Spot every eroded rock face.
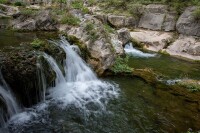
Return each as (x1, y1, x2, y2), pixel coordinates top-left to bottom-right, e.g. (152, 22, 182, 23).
(12, 10, 58, 31)
(139, 4, 176, 31)
(166, 35, 200, 60)
(64, 14, 124, 75)
(130, 29, 173, 52)
(176, 6, 200, 37)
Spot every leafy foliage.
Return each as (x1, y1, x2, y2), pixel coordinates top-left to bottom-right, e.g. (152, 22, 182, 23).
(111, 56, 132, 74)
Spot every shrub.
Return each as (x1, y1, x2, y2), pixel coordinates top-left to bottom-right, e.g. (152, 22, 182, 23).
(14, 1, 23, 6)
(111, 56, 132, 74)
(192, 7, 200, 20)
(60, 14, 80, 26)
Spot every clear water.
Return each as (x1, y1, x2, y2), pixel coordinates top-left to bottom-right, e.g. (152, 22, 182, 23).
(128, 53, 200, 80)
(0, 31, 200, 133)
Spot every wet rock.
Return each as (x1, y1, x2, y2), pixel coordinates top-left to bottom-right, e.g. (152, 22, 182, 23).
(0, 43, 65, 107)
(176, 6, 200, 37)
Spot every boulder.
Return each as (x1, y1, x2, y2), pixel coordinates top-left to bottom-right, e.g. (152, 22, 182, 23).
(139, 4, 176, 31)
(130, 29, 173, 52)
(166, 35, 200, 60)
(176, 6, 200, 37)
(117, 28, 131, 45)
(107, 15, 125, 28)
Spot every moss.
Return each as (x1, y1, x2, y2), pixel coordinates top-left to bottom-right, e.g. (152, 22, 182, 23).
(31, 38, 45, 49)
(66, 35, 91, 60)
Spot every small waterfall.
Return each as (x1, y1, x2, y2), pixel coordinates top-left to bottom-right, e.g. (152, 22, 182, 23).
(36, 59, 47, 101)
(0, 73, 19, 127)
(124, 43, 156, 58)
(43, 53, 65, 84)
(50, 36, 97, 82)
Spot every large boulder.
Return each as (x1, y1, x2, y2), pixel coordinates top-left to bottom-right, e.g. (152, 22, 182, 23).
(130, 29, 173, 52)
(12, 10, 58, 31)
(166, 35, 200, 60)
(176, 6, 200, 37)
(139, 4, 176, 31)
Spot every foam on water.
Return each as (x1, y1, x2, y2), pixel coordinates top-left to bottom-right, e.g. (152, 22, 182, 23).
(124, 43, 156, 58)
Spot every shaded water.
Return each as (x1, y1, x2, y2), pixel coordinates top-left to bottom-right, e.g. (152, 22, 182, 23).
(128, 53, 200, 79)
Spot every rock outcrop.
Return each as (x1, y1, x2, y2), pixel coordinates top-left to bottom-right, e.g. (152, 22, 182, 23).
(176, 6, 200, 37)
(0, 4, 19, 18)
(117, 28, 131, 45)
(138, 4, 176, 31)
(12, 10, 58, 31)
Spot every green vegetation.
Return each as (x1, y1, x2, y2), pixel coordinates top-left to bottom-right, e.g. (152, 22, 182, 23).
(60, 13, 80, 26)
(192, 7, 200, 20)
(0, 0, 8, 4)
(84, 22, 100, 42)
(14, 1, 24, 6)
(20, 8, 39, 16)
(111, 56, 133, 74)
(71, 0, 90, 14)
(31, 38, 45, 49)
(98, 0, 200, 16)
(104, 24, 115, 33)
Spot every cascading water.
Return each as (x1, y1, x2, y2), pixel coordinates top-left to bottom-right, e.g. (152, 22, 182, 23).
(0, 73, 19, 128)
(46, 36, 118, 111)
(6, 37, 119, 132)
(124, 43, 156, 58)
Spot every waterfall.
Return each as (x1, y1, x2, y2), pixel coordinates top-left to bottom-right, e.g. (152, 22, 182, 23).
(36, 59, 47, 101)
(50, 36, 97, 82)
(46, 36, 118, 111)
(43, 53, 65, 84)
(124, 43, 156, 58)
(0, 73, 19, 127)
